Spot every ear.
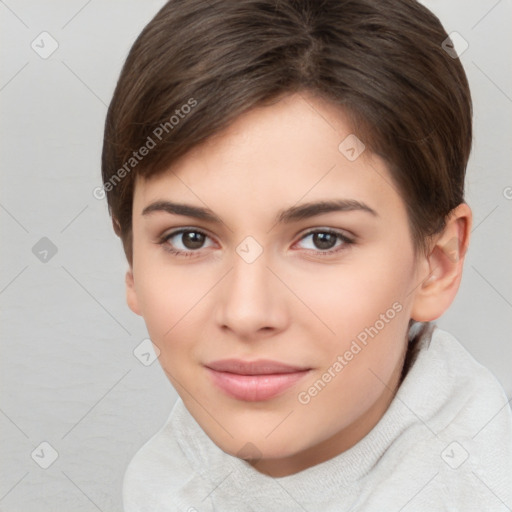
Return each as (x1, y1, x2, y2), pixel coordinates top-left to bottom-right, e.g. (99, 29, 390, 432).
(411, 203, 472, 322)
(125, 267, 142, 316)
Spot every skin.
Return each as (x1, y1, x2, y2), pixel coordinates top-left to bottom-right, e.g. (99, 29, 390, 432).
(125, 91, 472, 477)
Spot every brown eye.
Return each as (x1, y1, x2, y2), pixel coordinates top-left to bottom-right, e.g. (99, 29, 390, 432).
(160, 228, 214, 255)
(180, 231, 206, 249)
(311, 232, 338, 250)
(296, 229, 354, 254)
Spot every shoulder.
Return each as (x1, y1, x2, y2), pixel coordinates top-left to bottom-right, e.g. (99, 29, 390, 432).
(399, 326, 510, 420)
(122, 404, 195, 512)
(419, 327, 510, 432)
(432, 328, 512, 502)
(380, 326, 512, 508)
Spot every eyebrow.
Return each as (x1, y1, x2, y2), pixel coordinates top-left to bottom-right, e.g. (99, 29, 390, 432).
(141, 199, 378, 224)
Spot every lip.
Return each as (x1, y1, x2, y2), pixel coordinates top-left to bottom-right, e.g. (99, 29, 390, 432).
(205, 359, 311, 402)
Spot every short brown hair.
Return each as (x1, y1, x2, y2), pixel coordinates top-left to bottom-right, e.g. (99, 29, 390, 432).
(101, 0, 472, 265)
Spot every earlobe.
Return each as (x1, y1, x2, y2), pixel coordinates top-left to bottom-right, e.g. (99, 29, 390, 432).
(411, 203, 472, 322)
(126, 268, 142, 316)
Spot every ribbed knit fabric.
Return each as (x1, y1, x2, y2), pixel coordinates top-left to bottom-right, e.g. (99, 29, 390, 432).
(123, 327, 512, 511)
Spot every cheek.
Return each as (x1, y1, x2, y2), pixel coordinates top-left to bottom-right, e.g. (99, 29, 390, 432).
(290, 246, 413, 343)
(294, 264, 411, 433)
(297, 245, 414, 393)
(133, 257, 179, 332)
(133, 255, 218, 356)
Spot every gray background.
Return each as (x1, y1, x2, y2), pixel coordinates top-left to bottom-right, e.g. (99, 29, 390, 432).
(1, 1, 511, 511)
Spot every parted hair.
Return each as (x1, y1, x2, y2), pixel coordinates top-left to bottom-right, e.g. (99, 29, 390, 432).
(101, 0, 472, 266)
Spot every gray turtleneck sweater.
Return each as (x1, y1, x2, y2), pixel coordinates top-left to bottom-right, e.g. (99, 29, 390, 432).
(123, 327, 512, 511)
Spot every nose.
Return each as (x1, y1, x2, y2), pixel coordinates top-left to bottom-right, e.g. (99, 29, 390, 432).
(214, 250, 289, 340)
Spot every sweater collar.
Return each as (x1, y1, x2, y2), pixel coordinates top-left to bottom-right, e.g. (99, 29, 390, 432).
(170, 325, 434, 507)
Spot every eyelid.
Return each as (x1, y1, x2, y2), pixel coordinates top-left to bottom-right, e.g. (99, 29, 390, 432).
(159, 226, 216, 248)
(292, 228, 355, 255)
(158, 226, 355, 257)
(297, 227, 355, 243)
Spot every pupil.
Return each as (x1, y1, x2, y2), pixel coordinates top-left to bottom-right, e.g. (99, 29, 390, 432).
(183, 231, 205, 249)
(180, 232, 337, 251)
(314, 232, 336, 250)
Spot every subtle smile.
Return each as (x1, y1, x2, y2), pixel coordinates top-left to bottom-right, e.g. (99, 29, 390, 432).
(205, 359, 312, 402)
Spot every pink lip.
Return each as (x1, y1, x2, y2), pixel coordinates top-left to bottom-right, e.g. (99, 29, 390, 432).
(205, 359, 311, 402)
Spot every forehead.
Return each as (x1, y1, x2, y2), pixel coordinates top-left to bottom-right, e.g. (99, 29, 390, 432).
(132, 92, 406, 224)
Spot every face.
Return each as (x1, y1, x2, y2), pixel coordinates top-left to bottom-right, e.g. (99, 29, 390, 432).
(127, 92, 428, 476)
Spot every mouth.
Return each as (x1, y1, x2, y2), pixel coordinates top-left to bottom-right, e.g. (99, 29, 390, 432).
(205, 359, 312, 402)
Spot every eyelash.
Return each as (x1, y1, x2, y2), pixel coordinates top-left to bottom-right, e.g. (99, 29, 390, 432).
(157, 228, 355, 259)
